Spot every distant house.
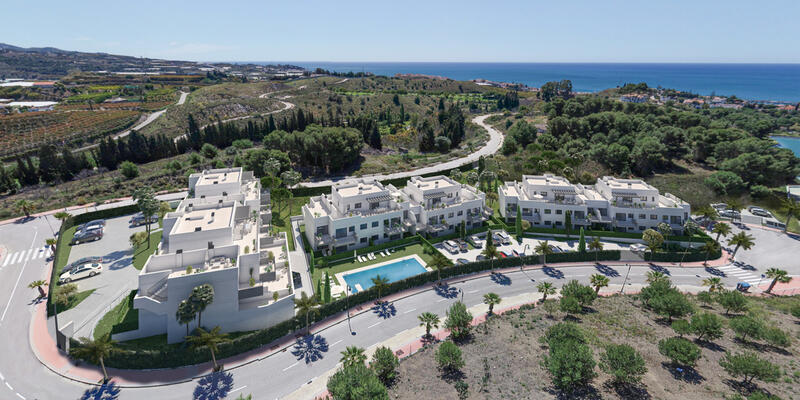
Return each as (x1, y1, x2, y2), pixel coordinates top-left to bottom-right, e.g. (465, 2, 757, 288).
(620, 94, 648, 103)
(0, 101, 58, 112)
(32, 81, 56, 88)
(788, 185, 800, 202)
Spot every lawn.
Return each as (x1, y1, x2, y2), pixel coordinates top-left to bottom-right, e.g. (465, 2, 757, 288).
(312, 242, 433, 287)
(132, 230, 162, 270)
(93, 290, 138, 340)
(271, 196, 308, 252)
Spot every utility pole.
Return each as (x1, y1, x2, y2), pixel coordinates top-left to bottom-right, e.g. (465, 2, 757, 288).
(620, 263, 632, 294)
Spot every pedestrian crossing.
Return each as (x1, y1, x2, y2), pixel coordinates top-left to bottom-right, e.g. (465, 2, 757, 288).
(0, 246, 51, 268)
(718, 265, 764, 285)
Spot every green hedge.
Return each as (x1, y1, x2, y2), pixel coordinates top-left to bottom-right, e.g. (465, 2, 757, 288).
(643, 248, 722, 262)
(523, 226, 710, 243)
(71, 247, 621, 370)
(73, 204, 141, 225)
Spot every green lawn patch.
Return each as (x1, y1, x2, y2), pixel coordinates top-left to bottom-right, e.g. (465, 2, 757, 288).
(93, 290, 138, 340)
(312, 243, 432, 287)
(57, 289, 95, 315)
(132, 230, 162, 270)
(271, 196, 308, 252)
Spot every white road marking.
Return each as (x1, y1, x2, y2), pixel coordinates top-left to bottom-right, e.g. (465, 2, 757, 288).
(437, 298, 447, 302)
(467, 290, 479, 294)
(230, 385, 247, 393)
(1, 233, 35, 322)
(5, 251, 19, 266)
(403, 308, 417, 314)
(331, 339, 343, 347)
(23, 249, 33, 263)
(368, 321, 382, 328)
(0, 371, 4, 380)
(5, 382, 12, 390)
(282, 361, 299, 371)
(15, 393, 25, 400)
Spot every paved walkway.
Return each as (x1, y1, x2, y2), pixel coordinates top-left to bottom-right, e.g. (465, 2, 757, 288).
(290, 217, 313, 298)
(300, 113, 503, 187)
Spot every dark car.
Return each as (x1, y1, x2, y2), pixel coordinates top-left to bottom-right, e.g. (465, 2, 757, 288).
(456, 258, 470, 265)
(64, 256, 104, 272)
(130, 213, 156, 227)
(71, 227, 103, 244)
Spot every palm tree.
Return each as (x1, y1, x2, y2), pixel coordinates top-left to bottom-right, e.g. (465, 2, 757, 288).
(339, 346, 367, 368)
(428, 252, 452, 284)
(15, 199, 34, 218)
(698, 205, 718, 227)
(782, 198, 800, 233)
(702, 277, 724, 292)
(280, 170, 302, 212)
(727, 199, 743, 223)
(45, 238, 57, 254)
(728, 232, 755, 258)
(157, 201, 172, 219)
(53, 211, 72, 223)
(371, 275, 390, 300)
(486, 191, 499, 206)
(72, 335, 118, 382)
(590, 274, 610, 294)
(700, 241, 721, 265)
(483, 292, 502, 315)
(418, 312, 440, 337)
(588, 237, 603, 263)
(190, 284, 214, 328)
(482, 245, 498, 272)
(657, 222, 672, 247)
(712, 222, 731, 243)
(293, 292, 320, 335)
(535, 241, 553, 266)
(765, 268, 792, 294)
(176, 299, 197, 336)
(537, 282, 556, 302)
(646, 271, 668, 284)
(185, 326, 229, 371)
(28, 280, 48, 299)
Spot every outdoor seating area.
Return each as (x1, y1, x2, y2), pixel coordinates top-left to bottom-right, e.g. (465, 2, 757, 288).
(356, 249, 397, 263)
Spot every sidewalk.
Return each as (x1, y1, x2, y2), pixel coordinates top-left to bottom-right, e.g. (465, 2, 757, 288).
(27, 256, 730, 388)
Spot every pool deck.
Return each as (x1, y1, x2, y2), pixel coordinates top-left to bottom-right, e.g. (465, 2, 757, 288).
(332, 254, 430, 296)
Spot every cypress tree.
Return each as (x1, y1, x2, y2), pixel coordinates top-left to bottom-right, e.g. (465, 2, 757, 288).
(316, 279, 322, 301)
(516, 206, 523, 240)
(578, 227, 586, 253)
(324, 271, 332, 303)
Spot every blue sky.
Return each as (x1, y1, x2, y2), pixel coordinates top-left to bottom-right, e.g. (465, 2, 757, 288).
(2, 0, 799, 63)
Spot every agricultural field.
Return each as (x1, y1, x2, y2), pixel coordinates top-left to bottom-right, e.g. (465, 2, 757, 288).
(0, 109, 140, 157)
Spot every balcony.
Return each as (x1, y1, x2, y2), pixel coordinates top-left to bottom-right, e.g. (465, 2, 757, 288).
(384, 224, 404, 235)
(314, 233, 333, 246)
(333, 233, 358, 246)
(426, 224, 449, 233)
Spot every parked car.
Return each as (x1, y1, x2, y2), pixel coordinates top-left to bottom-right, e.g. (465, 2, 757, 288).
(63, 256, 103, 273)
(130, 213, 157, 227)
(498, 251, 509, 258)
(71, 227, 103, 244)
(476, 255, 487, 261)
(442, 240, 459, 255)
(59, 262, 102, 283)
(84, 219, 106, 230)
(764, 219, 786, 230)
(456, 258, 470, 265)
(710, 203, 728, 211)
(455, 239, 468, 252)
(719, 210, 740, 219)
(468, 234, 484, 248)
(497, 231, 512, 245)
(748, 207, 773, 218)
(549, 245, 563, 253)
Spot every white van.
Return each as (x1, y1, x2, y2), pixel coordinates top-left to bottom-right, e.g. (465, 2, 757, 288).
(443, 240, 460, 254)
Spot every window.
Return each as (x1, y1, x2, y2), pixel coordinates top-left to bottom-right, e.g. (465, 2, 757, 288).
(370, 202, 379, 210)
(371, 221, 379, 228)
(555, 221, 563, 226)
(383, 219, 389, 226)
(360, 223, 367, 230)
(639, 214, 646, 220)
(542, 192, 547, 197)
(457, 210, 463, 216)
(556, 210, 562, 215)
(639, 226, 645, 231)
(544, 209, 552, 214)
(354, 202, 361, 209)
(360, 238, 367, 243)
(448, 212, 454, 218)
(662, 215, 669, 221)
(650, 214, 657, 220)
(545, 221, 552, 225)
(348, 226, 355, 232)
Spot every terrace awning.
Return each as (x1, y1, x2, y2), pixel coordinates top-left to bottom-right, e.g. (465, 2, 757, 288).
(366, 194, 392, 202)
(423, 191, 446, 199)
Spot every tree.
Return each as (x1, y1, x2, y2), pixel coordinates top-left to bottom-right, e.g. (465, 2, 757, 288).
(657, 222, 672, 246)
(54, 283, 78, 307)
(578, 228, 586, 253)
(323, 271, 332, 303)
(327, 364, 388, 400)
(535, 240, 553, 266)
(186, 326, 229, 371)
(588, 237, 603, 263)
(717, 289, 748, 315)
(702, 277, 724, 292)
(436, 341, 464, 373)
(444, 301, 473, 340)
(15, 199, 35, 218)
(158, 201, 172, 219)
(418, 312, 440, 338)
(642, 229, 664, 257)
(646, 271, 669, 284)
(671, 319, 692, 337)
(762, 326, 791, 348)
(727, 199, 744, 223)
(712, 222, 732, 243)
(129, 231, 148, 250)
(370, 346, 399, 386)
(690, 312, 724, 341)
(537, 282, 556, 302)
(697, 206, 719, 227)
(544, 340, 596, 391)
(262, 157, 282, 178)
(190, 284, 214, 328)
(650, 290, 693, 322)
(764, 268, 791, 294)
(67, 338, 117, 388)
(696, 291, 715, 307)
(658, 337, 701, 367)
(294, 292, 320, 335)
(28, 280, 48, 299)
(700, 240, 721, 265)
(482, 244, 498, 272)
(53, 211, 72, 224)
(560, 296, 582, 315)
(483, 292, 501, 315)
(119, 161, 139, 179)
(200, 143, 218, 159)
(371, 275, 390, 300)
(340, 345, 367, 368)
(176, 299, 197, 336)
(428, 252, 452, 283)
(561, 280, 597, 307)
(600, 343, 647, 385)
(781, 197, 800, 233)
(728, 232, 755, 258)
(589, 274, 609, 294)
(514, 207, 523, 241)
(719, 352, 781, 385)
(729, 316, 763, 342)
(280, 169, 302, 210)
(132, 188, 158, 248)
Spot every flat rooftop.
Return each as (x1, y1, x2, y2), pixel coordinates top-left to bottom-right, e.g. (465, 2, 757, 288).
(336, 181, 385, 198)
(174, 206, 233, 233)
(524, 175, 575, 190)
(601, 177, 652, 192)
(197, 170, 241, 186)
(411, 176, 457, 191)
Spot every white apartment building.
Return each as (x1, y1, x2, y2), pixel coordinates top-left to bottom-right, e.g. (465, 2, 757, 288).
(499, 174, 691, 234)
(118, 168, 294, 344)
(302, 175, 490, 254)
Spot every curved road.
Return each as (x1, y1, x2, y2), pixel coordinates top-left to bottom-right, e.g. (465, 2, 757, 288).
(301, 113, 503, 187)
(0, 217, 764, 400)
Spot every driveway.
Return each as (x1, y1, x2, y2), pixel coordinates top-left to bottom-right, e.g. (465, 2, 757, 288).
(57, 214, 148, 337)
(723, 222, 800, 280)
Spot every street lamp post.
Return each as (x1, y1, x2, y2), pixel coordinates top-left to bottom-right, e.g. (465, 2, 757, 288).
(458, 288, 464, 303)
(619, 263, 632, 294)
(345, 285, 353, 335)
(521, 244, 530, 271)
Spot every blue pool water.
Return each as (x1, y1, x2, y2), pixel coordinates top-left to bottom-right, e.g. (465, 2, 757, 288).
(773, 136, 800, 158)
(342, 257, 427, 293)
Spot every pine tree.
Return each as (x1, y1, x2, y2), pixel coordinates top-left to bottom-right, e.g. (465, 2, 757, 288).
(324, 271, 332, 303)
(369, 125, 382, 150)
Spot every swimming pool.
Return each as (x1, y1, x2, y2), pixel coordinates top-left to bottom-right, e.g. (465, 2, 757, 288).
(342, 257, 428, 293)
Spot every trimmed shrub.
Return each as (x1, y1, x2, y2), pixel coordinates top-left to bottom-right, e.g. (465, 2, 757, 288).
(658, 337, 701, 367)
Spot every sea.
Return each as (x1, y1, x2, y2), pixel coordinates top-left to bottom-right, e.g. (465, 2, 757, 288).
(270, 62, 800, 103)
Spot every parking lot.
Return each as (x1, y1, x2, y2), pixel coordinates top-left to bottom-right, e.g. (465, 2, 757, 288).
(57, 213, 149, 337)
